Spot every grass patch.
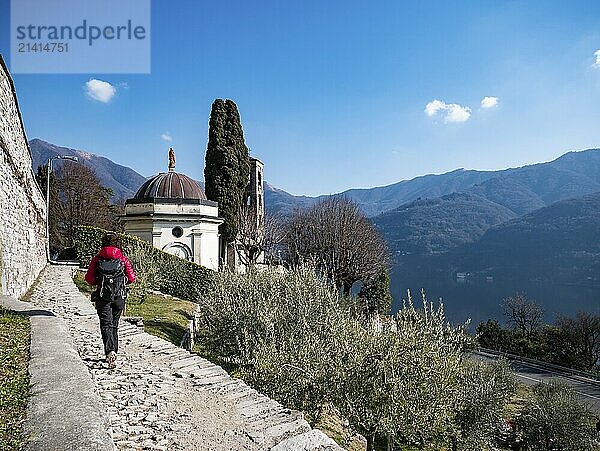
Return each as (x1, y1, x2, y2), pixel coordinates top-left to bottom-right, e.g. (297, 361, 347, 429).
(73, 271, 196, 346)
(314, 405, 366, 451)
(125, 295, 196, 345)
(73, 270, 94, 296)
(504, 382, 531, 420)
(0, 307, 30, 451)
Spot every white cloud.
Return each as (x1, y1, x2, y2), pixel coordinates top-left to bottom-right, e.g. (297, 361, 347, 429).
(593, 49, 600, 68)
(480, 96, 499, 109)
(425, 99, 471, 123)
(160, 133, 173, 142)
(425, 99, 446, 117)
(85, 79, 116, 103)
(444, 103, 471, 123)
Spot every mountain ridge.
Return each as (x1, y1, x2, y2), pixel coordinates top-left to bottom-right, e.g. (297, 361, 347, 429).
(267, 148, 600, 218)
(30, 138, 600, 221)
(29, 138, 148, 201)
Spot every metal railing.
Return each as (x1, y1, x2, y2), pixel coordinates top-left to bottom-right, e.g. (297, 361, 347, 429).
(474, 346, 600, 386)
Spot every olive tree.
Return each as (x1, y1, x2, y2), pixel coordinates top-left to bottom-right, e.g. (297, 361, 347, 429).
(447, 359, 516, 450)
(518, 380, 598, 450)
(386, 293, 472, 447)
(335, 291, 475, 451)
(196, 264, 354, 424)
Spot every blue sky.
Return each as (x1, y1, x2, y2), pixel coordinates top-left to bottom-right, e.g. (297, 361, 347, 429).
(1, 0, 600, 196)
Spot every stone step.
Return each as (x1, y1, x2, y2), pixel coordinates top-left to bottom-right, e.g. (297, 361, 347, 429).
(188, 364, 226, 377)
(193, 374, 231, 387)
(245, 410, 304, 431)
(157, 348, 189, 358)
(20, 266, 341, 451)
(170, 356, 202, 369)
(263, 418, 311, 441)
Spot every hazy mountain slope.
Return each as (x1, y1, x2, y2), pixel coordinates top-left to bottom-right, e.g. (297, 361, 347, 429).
(264, 182, 317, 217)
(465, 177, 547, 216)
(373, 192, 517, 255)
(266, 148, 600, 218)
(318, 168, 498, 217)
(29, 139, 147, 201)
(433, 192, 600, 284)
(548, 148, 600, 185)
(264, 168, 499, 217)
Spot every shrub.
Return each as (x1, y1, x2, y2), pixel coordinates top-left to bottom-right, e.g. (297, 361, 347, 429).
(74, 226, 215, 301)
(518, 380, 598, 450)
(197, 265, 356, 424)
(382, 294, 473, 448)
(448, 359, 516, 450)
(197, 269, 510, 451)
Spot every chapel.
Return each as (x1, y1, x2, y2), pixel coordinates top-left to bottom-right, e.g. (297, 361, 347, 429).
(121, 148, 222, 270)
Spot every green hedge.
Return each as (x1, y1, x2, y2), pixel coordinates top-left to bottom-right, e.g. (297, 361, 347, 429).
(75, 226, 215, 301)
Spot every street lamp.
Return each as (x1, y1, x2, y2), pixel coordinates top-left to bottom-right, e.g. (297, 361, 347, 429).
(46, 155, 78, 262)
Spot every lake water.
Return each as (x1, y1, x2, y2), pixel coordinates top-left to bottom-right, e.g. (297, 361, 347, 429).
(390, 272, 600, 330)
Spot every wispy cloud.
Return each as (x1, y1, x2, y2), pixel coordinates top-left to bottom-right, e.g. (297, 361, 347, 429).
(593, 49, 600, 68)
(85, 79, 116, 103)
(481, 96, 499, 109)
(425, 99, 471, 123)
(160, 133, 173, 142)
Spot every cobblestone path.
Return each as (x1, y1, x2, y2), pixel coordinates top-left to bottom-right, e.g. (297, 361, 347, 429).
(27, 266, 338, 451)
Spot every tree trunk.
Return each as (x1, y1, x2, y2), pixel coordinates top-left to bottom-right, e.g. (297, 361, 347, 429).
(366, 433, 375, 451)
(343, 281, 352, 296)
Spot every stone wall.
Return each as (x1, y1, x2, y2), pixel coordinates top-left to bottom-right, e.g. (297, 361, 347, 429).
(0, 54, 46, 297)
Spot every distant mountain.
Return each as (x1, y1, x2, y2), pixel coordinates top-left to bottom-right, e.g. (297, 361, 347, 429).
(449, 191, 600, 284)
(464, 149, 600, 215)
(268, 148, 600, 219)
(373, 192, 517, 255)
(264, 182, 317, 217)
(29, 139, 147, 201)
(402, 192, 600, 286)
(380, 148, 600, 256)
(267, 168, 499, 217)
(389, 192, 600, 325)
(30, 138, 600, 227)
(322, 148, 598, 261)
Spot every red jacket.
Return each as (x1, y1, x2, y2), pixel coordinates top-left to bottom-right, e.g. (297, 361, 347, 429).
(85, 246, 136, 285)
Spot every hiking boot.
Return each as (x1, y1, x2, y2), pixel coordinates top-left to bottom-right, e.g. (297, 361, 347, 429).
(106, 351, 117, 369)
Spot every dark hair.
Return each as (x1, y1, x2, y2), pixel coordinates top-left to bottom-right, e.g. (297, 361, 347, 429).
(101, 232, 120, 248)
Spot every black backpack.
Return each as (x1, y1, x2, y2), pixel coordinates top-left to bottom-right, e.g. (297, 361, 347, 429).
(96, 258, 126, 302)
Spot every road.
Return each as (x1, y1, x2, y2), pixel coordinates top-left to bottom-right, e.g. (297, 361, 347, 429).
(472, 349, 600, 415)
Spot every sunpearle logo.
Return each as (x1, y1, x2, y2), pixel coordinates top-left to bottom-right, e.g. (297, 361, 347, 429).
(10, 0, 151, 74)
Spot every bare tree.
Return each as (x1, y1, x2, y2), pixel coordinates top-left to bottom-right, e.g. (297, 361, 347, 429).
(52, 161, 114, 252)
(236, 205, 286, 269)
(502, 294, 544, 337)
(285, 196, 389, 295)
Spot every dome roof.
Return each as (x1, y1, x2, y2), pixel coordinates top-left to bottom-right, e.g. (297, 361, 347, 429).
(133, 171, 206, 201)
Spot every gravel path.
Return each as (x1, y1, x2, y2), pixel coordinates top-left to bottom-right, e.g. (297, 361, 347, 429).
(26, 265, 339, 451)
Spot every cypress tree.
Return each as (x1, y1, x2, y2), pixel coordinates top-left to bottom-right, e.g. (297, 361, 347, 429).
(204, 99, 250, 247)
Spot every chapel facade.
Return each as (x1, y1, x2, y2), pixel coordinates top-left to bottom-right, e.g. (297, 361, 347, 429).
(121, 149, 222, 271)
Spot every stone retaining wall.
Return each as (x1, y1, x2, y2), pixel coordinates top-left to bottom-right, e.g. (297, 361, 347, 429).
(0, 54, 46, 297)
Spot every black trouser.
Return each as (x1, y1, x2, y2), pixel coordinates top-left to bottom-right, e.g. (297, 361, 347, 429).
(96, 298, 125, 355)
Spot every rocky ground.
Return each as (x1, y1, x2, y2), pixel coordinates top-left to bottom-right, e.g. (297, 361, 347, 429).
(25, 265, 339, 451)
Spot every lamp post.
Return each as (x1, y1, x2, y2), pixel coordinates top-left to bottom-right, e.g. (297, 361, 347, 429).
(46, 155, 78, 262)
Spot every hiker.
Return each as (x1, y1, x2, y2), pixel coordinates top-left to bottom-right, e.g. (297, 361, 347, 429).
(85, 232, 136, 368)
